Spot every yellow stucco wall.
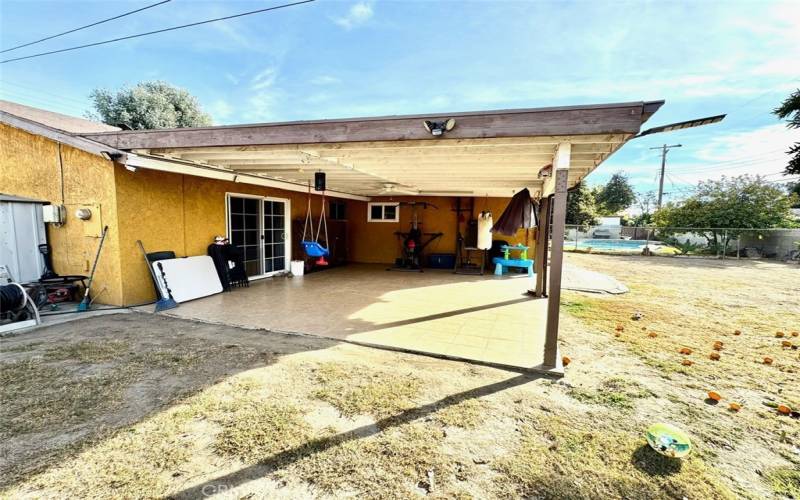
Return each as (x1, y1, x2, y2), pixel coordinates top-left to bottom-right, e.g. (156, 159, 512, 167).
(0, 123, 125, 305)
(347, 195, 533, 264)
(113, 166, 349, 305)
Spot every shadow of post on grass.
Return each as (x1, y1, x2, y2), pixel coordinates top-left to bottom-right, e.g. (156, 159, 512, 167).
(168, 373, 540, 499)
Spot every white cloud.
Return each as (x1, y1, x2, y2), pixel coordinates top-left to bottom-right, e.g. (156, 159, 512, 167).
(310, 75, 341, 85)
(251, 67, 278, 91)
(224, 73, 240, 85)
(245, 67, 283, 122)
(208, 99, 234, 122)
(693, 123, 796, 165)
(332, 2, 373, 30)
(607, 124, 797, 190)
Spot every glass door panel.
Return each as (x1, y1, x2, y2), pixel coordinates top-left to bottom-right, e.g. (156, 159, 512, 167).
(229, 196, 263, 278)
(263, 199, 287, 273)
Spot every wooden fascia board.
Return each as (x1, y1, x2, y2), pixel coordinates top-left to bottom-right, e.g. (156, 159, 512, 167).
(81, 103, 649, 150)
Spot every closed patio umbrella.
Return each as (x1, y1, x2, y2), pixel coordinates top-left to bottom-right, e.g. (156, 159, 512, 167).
(491, 188, 539, 236)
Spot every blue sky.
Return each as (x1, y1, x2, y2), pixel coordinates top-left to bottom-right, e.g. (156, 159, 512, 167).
(1, 0, 798, 201)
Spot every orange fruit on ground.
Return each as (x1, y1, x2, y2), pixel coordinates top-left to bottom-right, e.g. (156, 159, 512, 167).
(709, 352, 721, 361)
(776, 331, 785, 338)
(729, 402, 742, 411)
(782, 341, 792, 348)
(707, 391, 722, 401)
(615, 324, 624, 332)
(733, 329, 742, 335)
(614, 332, 621, 337)
(713, 341, 724, 350)
(777, 405, 792, 415)
(679, 347, 692, 355)
(681, 359, 693, 366)
(562, 356, 571, 367)
(648, 332, 658, 338)
(763, 357, 774, 365)
(791, 331, 798, 337)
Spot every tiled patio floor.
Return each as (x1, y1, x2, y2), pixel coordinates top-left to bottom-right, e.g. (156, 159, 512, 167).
(162, 264, 552, 371)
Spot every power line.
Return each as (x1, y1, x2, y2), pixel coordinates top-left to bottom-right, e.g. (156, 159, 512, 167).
(0, 0, 316, 64)
(0, 0, 172, 54)
(1, 80, 90, 107)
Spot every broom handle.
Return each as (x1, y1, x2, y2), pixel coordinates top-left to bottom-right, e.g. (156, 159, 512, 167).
(137, 240, 166, 300)
(84, 226, 109, 293)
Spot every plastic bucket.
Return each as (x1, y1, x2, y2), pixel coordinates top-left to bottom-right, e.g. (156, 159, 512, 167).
(290, 260, 305, 276)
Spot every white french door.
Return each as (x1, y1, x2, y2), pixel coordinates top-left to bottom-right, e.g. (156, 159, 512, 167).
(226, 193, 291, 278)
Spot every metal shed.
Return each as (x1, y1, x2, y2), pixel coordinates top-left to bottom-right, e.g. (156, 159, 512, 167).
(0, 194, 47, 283)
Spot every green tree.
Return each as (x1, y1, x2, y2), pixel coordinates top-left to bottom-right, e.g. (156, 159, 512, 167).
(653, 175, 798, 249)
(595, 173, 636, 215)
(632, 190, 657, 226)
(566, 181, 599, 226)
(773, 88, 799, 175)
(89, 81, 212, 130)
(787, 181, 800, 208)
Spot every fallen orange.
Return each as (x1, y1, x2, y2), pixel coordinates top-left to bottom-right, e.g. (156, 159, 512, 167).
(729, 402, 742, 411)
(763, 357, 774, 365)
(713, 341, 724, 350)
(733, 329, 742, 336)
(615, 324, 624, 332)
(777, 405, 792, 415)
(782, 341, 792, 348)
(562, 356, 571, 367)
(648, 332, 658, 338)
(776, 331, 785, 338)
(707, 391, 722, 401)
(681, 359, 693, 366)
(679, 347, 693, 355)
(709, 352, 721, 361)
(792, 331, 799, 337)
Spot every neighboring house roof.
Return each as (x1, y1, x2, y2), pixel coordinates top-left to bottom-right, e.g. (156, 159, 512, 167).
(0, 100, 119, 134)
(0, 99, 125, 158)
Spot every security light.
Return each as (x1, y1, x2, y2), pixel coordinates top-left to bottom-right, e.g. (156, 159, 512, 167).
(423, 118, 456, 136)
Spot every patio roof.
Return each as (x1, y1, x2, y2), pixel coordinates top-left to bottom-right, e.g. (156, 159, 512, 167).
(81, 100, 664, 198)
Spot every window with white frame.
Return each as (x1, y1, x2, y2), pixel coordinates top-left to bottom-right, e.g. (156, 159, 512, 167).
(368, 202, 399, 222)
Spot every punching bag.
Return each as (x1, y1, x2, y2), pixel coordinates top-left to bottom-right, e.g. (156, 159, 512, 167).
(477, 211, 493, 250)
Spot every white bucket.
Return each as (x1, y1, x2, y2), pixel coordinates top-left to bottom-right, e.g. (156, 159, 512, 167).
(290, 260, 305, 276)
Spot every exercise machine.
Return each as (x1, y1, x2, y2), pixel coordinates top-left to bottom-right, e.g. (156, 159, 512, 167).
(387, 202, 443, 272)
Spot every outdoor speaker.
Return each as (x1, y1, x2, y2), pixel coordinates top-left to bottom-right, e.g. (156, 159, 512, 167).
(314, 171, 326, 191)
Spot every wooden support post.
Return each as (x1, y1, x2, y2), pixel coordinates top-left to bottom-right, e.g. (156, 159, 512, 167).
(533, 197, 550, 296)
(543, 142, 570, 367)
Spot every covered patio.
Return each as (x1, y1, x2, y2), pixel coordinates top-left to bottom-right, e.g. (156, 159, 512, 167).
(160, 264, 550, 370)
(82, 100, 664, 374)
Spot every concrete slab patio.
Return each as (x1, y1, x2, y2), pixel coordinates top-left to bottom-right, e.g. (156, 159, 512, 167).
(153, 263, 626, 372)
(158, 264, 548, 370)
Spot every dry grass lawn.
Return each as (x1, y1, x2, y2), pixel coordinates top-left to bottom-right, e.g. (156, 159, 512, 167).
(0, 254, 798, 499)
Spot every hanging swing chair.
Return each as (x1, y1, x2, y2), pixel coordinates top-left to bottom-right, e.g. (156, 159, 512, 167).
(301, 182, 330, 265)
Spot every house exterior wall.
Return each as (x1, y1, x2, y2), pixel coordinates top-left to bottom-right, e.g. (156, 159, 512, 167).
(2, 122, 532, 306)
(112, 165, 351, 305)
(347, 195, 533, 264)
(0, 123, 125, 304)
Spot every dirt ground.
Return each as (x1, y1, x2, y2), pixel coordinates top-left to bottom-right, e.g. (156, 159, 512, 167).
(1, 254, 798, 499)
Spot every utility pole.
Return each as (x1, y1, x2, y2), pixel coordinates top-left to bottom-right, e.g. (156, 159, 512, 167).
(651, 144, 682, 208)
